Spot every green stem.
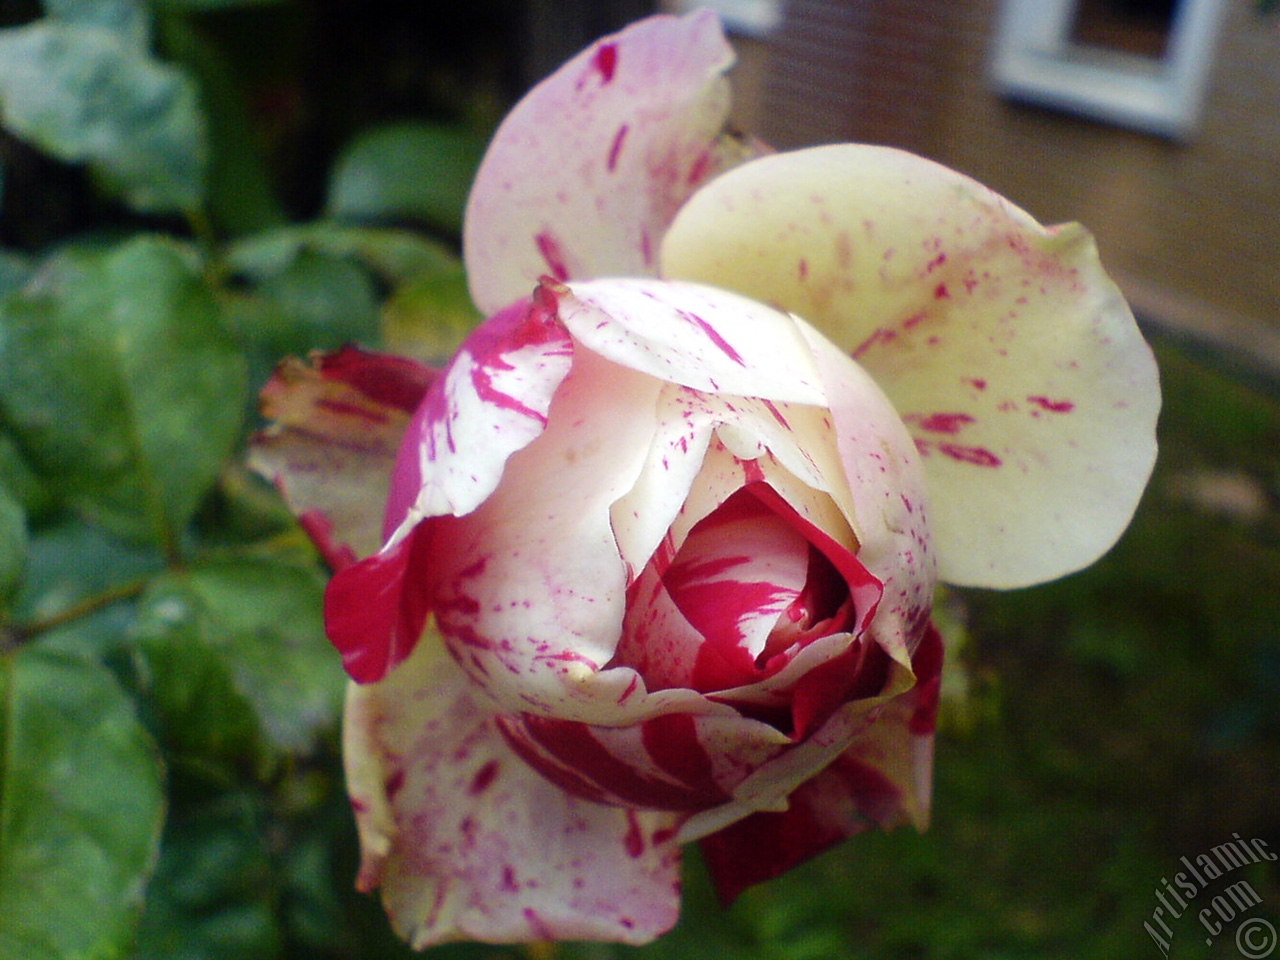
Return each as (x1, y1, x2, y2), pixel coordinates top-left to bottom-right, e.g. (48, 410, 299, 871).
(0, 578, 150, 653)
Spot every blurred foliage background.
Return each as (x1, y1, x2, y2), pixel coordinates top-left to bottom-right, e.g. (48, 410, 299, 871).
(0, 2, 1276, 959)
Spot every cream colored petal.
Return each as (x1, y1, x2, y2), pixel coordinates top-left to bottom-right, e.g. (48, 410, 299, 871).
(663, 144, 1160, 587)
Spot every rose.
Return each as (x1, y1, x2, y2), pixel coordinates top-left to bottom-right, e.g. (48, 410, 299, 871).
(250, 11, 1160, 948)
(322, 274, 940, 945)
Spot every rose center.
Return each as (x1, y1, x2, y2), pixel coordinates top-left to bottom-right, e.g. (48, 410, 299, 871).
(612, 483, 857, 695)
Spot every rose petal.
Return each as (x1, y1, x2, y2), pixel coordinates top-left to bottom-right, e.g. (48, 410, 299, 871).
(615, 479, 879, 703)
(464, 11, 759, 315)
(608, 384, 720, 582)
(345, 627, 683, 946)
(679, 622, 941, 845)
(698, 748, 907, 904)
(325, 523, 437, 683)
(611, 384, 862, 586)
(663, 144, 1160, 588)
(419, 279, 831, 722)
(383, 293, 574, 542)
(553, 277, 827, 404)
(796, 320, 934, 657)
(496, 709, 788, 813)
(662, 491, 810, 664)
(248, 346, 435, 567)
(571, 278, 933, 651)
(423, 344, 664, 719)
(324, 298, 575, 684)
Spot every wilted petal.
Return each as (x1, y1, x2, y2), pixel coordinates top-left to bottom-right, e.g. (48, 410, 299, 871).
(345, 628, 683, 946)
(465, 11, 760, 315)
(248, 347, 434, 568)
(663, 145, 1160, 588)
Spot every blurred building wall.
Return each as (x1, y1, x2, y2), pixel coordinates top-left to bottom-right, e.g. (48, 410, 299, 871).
(725, 0, 1280, 368)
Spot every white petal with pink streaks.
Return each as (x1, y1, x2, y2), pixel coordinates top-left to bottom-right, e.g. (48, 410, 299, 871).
(609, 383, 848, 587)
(497, 708, 791, 812)
(427, 346, 667, 721)
(555, 278, 827, 404)
(384, 300, 574, 543)
(344, 629, 682, 946)
(797, 319, 934, 658)
(609, 383, 718, 583)
(465, 11, 754, 315)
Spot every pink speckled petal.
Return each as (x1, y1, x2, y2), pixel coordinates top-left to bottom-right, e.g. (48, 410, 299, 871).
(248, 347, 435, 568)
(425, 341, 665, 720)
(325, 295, 574, 684)
(663, 145, 1160, 588)
(344, 629, 682, 947)
(464, 11, 761, 315)
(383, 294, 574, 541)
(553, 278, 827, 404)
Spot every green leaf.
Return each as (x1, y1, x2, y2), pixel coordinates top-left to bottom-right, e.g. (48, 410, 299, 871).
(40, 0, 151, 49)
(131, 557, 342, 761)
(0, 237, 246, 548)
(130, 582, 265, 781)
(326, 121, 486, 235)
(0, 252, 34, 300)
(0, 648, 165, 960)
(0, 433, 52, 528)
(382, 258, 482, 364)
(6, 516, 162, 695)
(226, 222, 460, 287)
(133, 792, 281, 960)
(0, 488, 25, 610)
(13, 518, 163, 627)
(0, 22, 207, 214)
(241, 248, 382, 355)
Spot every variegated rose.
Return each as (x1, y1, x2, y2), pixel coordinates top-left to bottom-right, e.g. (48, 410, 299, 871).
(251, 10, 1160, 949)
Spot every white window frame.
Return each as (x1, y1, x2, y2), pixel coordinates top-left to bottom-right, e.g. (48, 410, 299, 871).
(663, 0, 783, 38)
(990, 0, 1228, 139)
